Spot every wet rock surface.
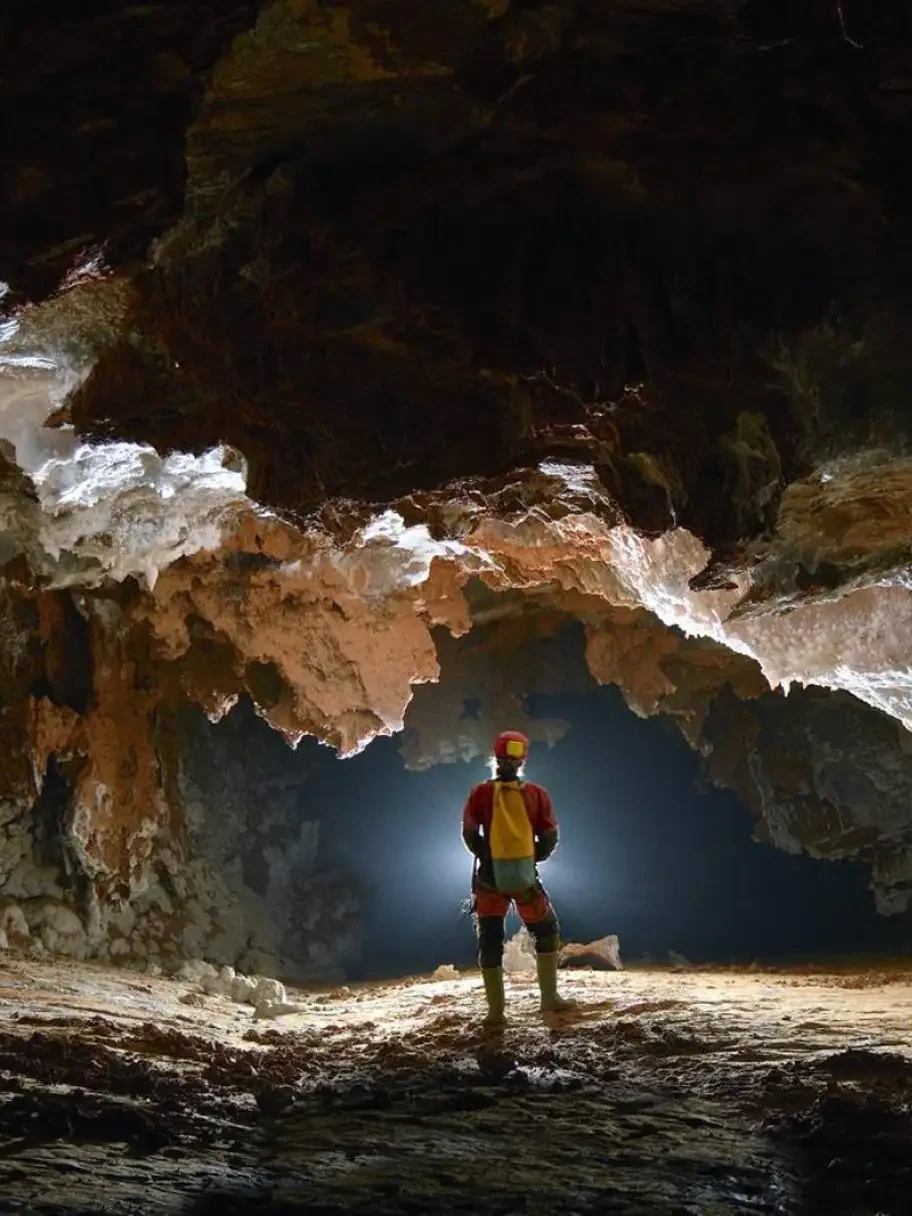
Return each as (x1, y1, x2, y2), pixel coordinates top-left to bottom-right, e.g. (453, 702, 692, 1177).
(0, 956, 910, 1214)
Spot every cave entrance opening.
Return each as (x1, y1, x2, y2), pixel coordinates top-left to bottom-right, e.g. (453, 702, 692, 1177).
(189, 674, 904, 985)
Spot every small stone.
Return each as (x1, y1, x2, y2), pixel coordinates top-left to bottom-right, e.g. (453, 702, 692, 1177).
(179, 991, 206, 1008)
(0, 902, 30, 946)
(254, 1084, 296, 1115)
(430, 965, 459, 981)
(253, 999, 302, 1021)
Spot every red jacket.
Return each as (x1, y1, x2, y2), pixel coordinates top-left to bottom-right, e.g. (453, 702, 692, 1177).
(462, 780, 558, 837)
(462, 780, 559, 889)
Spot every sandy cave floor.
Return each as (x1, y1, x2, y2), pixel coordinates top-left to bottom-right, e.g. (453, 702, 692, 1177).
(0, 958, 911, 1214)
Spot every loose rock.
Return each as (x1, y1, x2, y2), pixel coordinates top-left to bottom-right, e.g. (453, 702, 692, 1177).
(251, 977, 286, 1006)
(201, 965, 237, 997)
(177, 959, 218, 984)
(252, 999, 303, 1021)
(430, 964, 459, 981)
(231, 974, 257, 1003)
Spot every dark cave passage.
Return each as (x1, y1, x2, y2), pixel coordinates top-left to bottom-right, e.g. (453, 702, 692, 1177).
(213, 685, 904, 983)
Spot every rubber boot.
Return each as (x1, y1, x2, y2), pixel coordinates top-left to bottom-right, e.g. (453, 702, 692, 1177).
(481, 966, 506, 1028)
(536, 951, 575, 1014)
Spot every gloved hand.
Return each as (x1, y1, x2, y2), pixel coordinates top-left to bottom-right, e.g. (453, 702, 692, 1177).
(535, 829, 558, 862)
(462, 828, 483, 857)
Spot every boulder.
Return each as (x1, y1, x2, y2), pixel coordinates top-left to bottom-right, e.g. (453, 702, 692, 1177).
(201, 964, 237, 997)
(251, 976, 286, 1006)
(560, 935, 623, 971)
(230, 974, 258, 1004)
(176, 958, 218, 984)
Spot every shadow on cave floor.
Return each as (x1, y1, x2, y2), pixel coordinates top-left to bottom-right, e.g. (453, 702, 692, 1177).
(1, 958, 912, 1215)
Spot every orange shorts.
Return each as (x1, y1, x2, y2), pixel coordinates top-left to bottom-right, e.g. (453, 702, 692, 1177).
(474, 884, 551, 924)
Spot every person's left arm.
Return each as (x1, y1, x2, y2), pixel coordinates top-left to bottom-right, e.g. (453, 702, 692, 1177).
(462, 786, 484, 857)
(532, 787, 560, 861)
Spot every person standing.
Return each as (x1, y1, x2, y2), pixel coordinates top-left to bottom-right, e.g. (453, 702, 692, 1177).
(462, 730, 573, 1027)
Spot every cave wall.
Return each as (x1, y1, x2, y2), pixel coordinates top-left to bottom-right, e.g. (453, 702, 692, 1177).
(173, 699, 361, 979)
(0, 579, 360, 978)
(585, 608, 912, 916)
(700, 686, 912, 915)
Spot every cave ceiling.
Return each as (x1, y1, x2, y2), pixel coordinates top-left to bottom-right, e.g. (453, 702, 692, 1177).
(3, 1, 912, 909)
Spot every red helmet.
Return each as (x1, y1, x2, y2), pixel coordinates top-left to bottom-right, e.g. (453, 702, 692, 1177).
(494, 730, 530, 762)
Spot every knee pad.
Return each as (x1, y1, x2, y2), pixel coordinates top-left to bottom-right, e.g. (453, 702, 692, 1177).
(477, 916, 505, 969)
(527, 908, 560, 955)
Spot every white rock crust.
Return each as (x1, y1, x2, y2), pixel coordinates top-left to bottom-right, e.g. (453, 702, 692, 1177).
(176, 966, 300, 1020)
(0, 294, 249, 589)
(321, 497, 912, 742)
(253, 1000, 303, 1020)
(503, 926, 537, 974)
(5, 281, 912, 746)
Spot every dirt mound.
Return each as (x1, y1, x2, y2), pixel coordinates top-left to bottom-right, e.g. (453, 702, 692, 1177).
(783, 970, 912, 989)
(819, 1047, 912, 1083)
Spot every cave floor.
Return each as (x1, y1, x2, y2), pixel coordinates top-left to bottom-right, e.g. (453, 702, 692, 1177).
(0, 958, 911, 1215)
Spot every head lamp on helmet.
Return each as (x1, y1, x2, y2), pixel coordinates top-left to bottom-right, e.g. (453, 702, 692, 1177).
(493, 730, 530, 763)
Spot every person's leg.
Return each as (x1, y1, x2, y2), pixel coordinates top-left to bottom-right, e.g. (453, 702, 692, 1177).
(474, 887, 509, 1026)
(517, 885, 574, 1013)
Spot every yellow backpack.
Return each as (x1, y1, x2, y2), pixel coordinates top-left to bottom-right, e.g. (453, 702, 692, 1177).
(489, 781, 536, 894)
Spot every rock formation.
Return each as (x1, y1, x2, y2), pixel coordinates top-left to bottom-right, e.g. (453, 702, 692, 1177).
(3, 0, 912, 963)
